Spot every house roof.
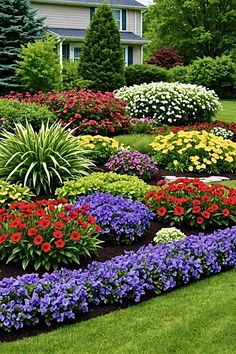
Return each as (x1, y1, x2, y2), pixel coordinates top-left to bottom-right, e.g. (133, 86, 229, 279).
(32, 0, 146, 9)
(49, 27, 149, 44)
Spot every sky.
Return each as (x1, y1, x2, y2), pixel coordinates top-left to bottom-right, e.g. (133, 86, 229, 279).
(138, 0, 153, 6)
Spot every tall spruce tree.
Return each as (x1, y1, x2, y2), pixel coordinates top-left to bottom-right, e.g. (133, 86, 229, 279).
(0, 0, 45, 94)
(79, 1, 125, 92)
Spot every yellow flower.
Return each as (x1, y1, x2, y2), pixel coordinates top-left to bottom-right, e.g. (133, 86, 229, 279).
(188, 166, 194, 171)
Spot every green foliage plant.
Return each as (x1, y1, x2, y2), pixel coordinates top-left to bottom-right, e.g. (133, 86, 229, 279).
(0, 180, 32, 207)
(124, 64, 169, 86)
(0, 122, 93, 195)
(16, 34, 61, 93)
(79, 1, 125, 92)
(0, 99, 56, 131)
(56, 172, 151, 203)
(62, 60, 92, 90)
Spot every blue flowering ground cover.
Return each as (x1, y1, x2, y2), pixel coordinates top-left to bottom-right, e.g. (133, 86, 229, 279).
(0, 226, 236, 332)
(73, 192, 153, 244)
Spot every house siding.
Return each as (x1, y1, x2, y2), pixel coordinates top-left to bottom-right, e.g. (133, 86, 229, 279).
(133, 46, 141, 64)
(32, 3, 90, 29)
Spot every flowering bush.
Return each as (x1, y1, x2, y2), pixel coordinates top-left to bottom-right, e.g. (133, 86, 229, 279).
(0, 180, 32, 207)
(1, 226, 236, 331)
(78, 135, 122, 164)
(154, 227, 186, 244)
(56, 172, 151, 203)
(0, 199, 102, 271)
(116, 82, 221, 125)
(5, 90, 130, 135)
(73, 192, 153, 244)
(210, 126, 235, 140)
(146, 178, 236, 229)
(105, 149, 159, 180)
(150, 130, 236, 173)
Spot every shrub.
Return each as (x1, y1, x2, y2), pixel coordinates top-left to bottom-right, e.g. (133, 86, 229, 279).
(78, 135, 122, 164)
(168, 65, 190, 83)
(56, 172, 151, 203)
(148, 48, 184, 69)
(0, 123, 93, 194)
(124, 64, 169, 87)
(210, 126, 234, 140)
(16, 34, 61, 93)
(73, 192, 153, 244)
(150, 130, 236, 174)
(0, 180, 32, 207)
(1, 226, 236, 331)
(0, 99, 56, 131)
(105, 149, 159, 180)
(154, 227, 186, 244)
(146, 178, 236, 229)
(0, 199, 102, 271)
(116, 82, 221, 125)
(5, 90, 130, 136)
(62, 60, 92, 90)
(187, 56, 236, 99)
(130, 118, 158, 134)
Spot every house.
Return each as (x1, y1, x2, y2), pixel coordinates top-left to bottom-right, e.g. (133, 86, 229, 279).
(31, 0, 148, 65)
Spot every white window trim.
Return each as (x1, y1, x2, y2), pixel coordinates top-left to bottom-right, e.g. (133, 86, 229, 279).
(93, 8, 127, 31)
(123, 46, 128, 67)
(69, 43, 82, 61)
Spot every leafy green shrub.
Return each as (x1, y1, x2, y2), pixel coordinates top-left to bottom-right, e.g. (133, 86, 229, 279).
(0, 99, 56, 131)
(124, 64, 169, 86)
(56, 172, 151, 203)
(168, 65, 190, 83)
(62, 60, 92, 90)
(16, 34, 61, 93)
(0, 180, 32, 206)
(188, 56, 236, 99)
(0, 123, 93, 194)
(116, 82, 221, 125)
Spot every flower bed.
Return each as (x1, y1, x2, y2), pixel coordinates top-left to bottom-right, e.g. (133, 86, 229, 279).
(4, 90, 130, 135)
(105, 149, 159, 180)
(1, 226, 236, 331)
(150, 130, 236, 173)
(146, 178, 236, 229)
(0, 199, 102, 271)
(116, 82, 221, 125)
(73, 192, 153, 244)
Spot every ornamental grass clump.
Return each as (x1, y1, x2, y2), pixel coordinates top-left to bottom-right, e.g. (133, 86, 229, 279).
(1, 226, 236, 331)
(105, 149, 159, 180)
(0, 122, 93, 194)
(56, 172, 151, 203)
(116, 82, 221, 125)
(0, 199, 102, 271)
(154, 227, 186, 244)
(78, 135, 122, 164)
(146, 178, 236, 229)
(150, 130, 236, 173)
(73, 192, 153, 244)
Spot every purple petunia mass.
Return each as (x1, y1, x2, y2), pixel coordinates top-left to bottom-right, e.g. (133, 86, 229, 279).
(0, 226, 236, 331)
(72, 192, 154, 244)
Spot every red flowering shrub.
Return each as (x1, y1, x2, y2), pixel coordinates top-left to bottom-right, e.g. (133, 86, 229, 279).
(0, 199, 102, 270)
(148, 48, 184, 69)
(146, 178, 236, 229)
(4, 90, 130, 135)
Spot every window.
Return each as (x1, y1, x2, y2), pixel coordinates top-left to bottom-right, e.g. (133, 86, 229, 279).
(123, 47, 128, 66)
(70, 44, 81, 61)
(112, 9, 121, 30)
(90, 8, 126, 31)
(123, 46, 133, 66)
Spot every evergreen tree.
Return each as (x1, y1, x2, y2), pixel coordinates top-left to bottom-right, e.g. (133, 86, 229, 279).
(79, 1, 125, 92)
(0, 0, 45, 94)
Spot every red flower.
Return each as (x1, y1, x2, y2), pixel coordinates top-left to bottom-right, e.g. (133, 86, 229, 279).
(88, 215, 96, 224)
(70, 211, 79, 219)
(192, 200, 201, 206)
(9, 217, 21, 228)
(58, 211, 66, 219)
(55, 239, 65, 249)
(33, 235, 44, 245)
(37, 218, 50, 229)
(157, 180, 166, 186)
(18, 223, 27, 230)
(202, 210, 211, 219)
(208, 203, 219, 212)
(95, 225, 102, 233)
(156, 207, 167, 217)
(41, 242, 51, 253)
(222, 208, 230, 217)
(53, 230, 63, 239)
(192, 206, 201, 214)
(202, 196, 211, 202)
(35, 209, 46, 217)
(82, 204, 90, 211)
(10, 232, 22, 243)
(0, 233, 8, 244)
(27, 227, 38, 237)
(174, 206, 185, 216)
(196, 216, 204, 224)
(54, 221, 64, 229)
(70, 231, 81, 241)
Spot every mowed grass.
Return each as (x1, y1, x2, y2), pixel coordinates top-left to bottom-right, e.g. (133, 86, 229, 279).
(215, 100, 236, 122)
(115, 133, 154, 154)
(1, 270, 236, 354)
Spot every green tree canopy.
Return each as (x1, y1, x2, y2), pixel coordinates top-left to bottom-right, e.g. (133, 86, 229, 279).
(0, 0, 45, 94)
(144, 0, 236, 63)
(79, 1, 125, 92)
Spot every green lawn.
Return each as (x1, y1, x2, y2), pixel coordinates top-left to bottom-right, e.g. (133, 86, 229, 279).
(1, 270, 236, 354)
(215, 100, 236, 122)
